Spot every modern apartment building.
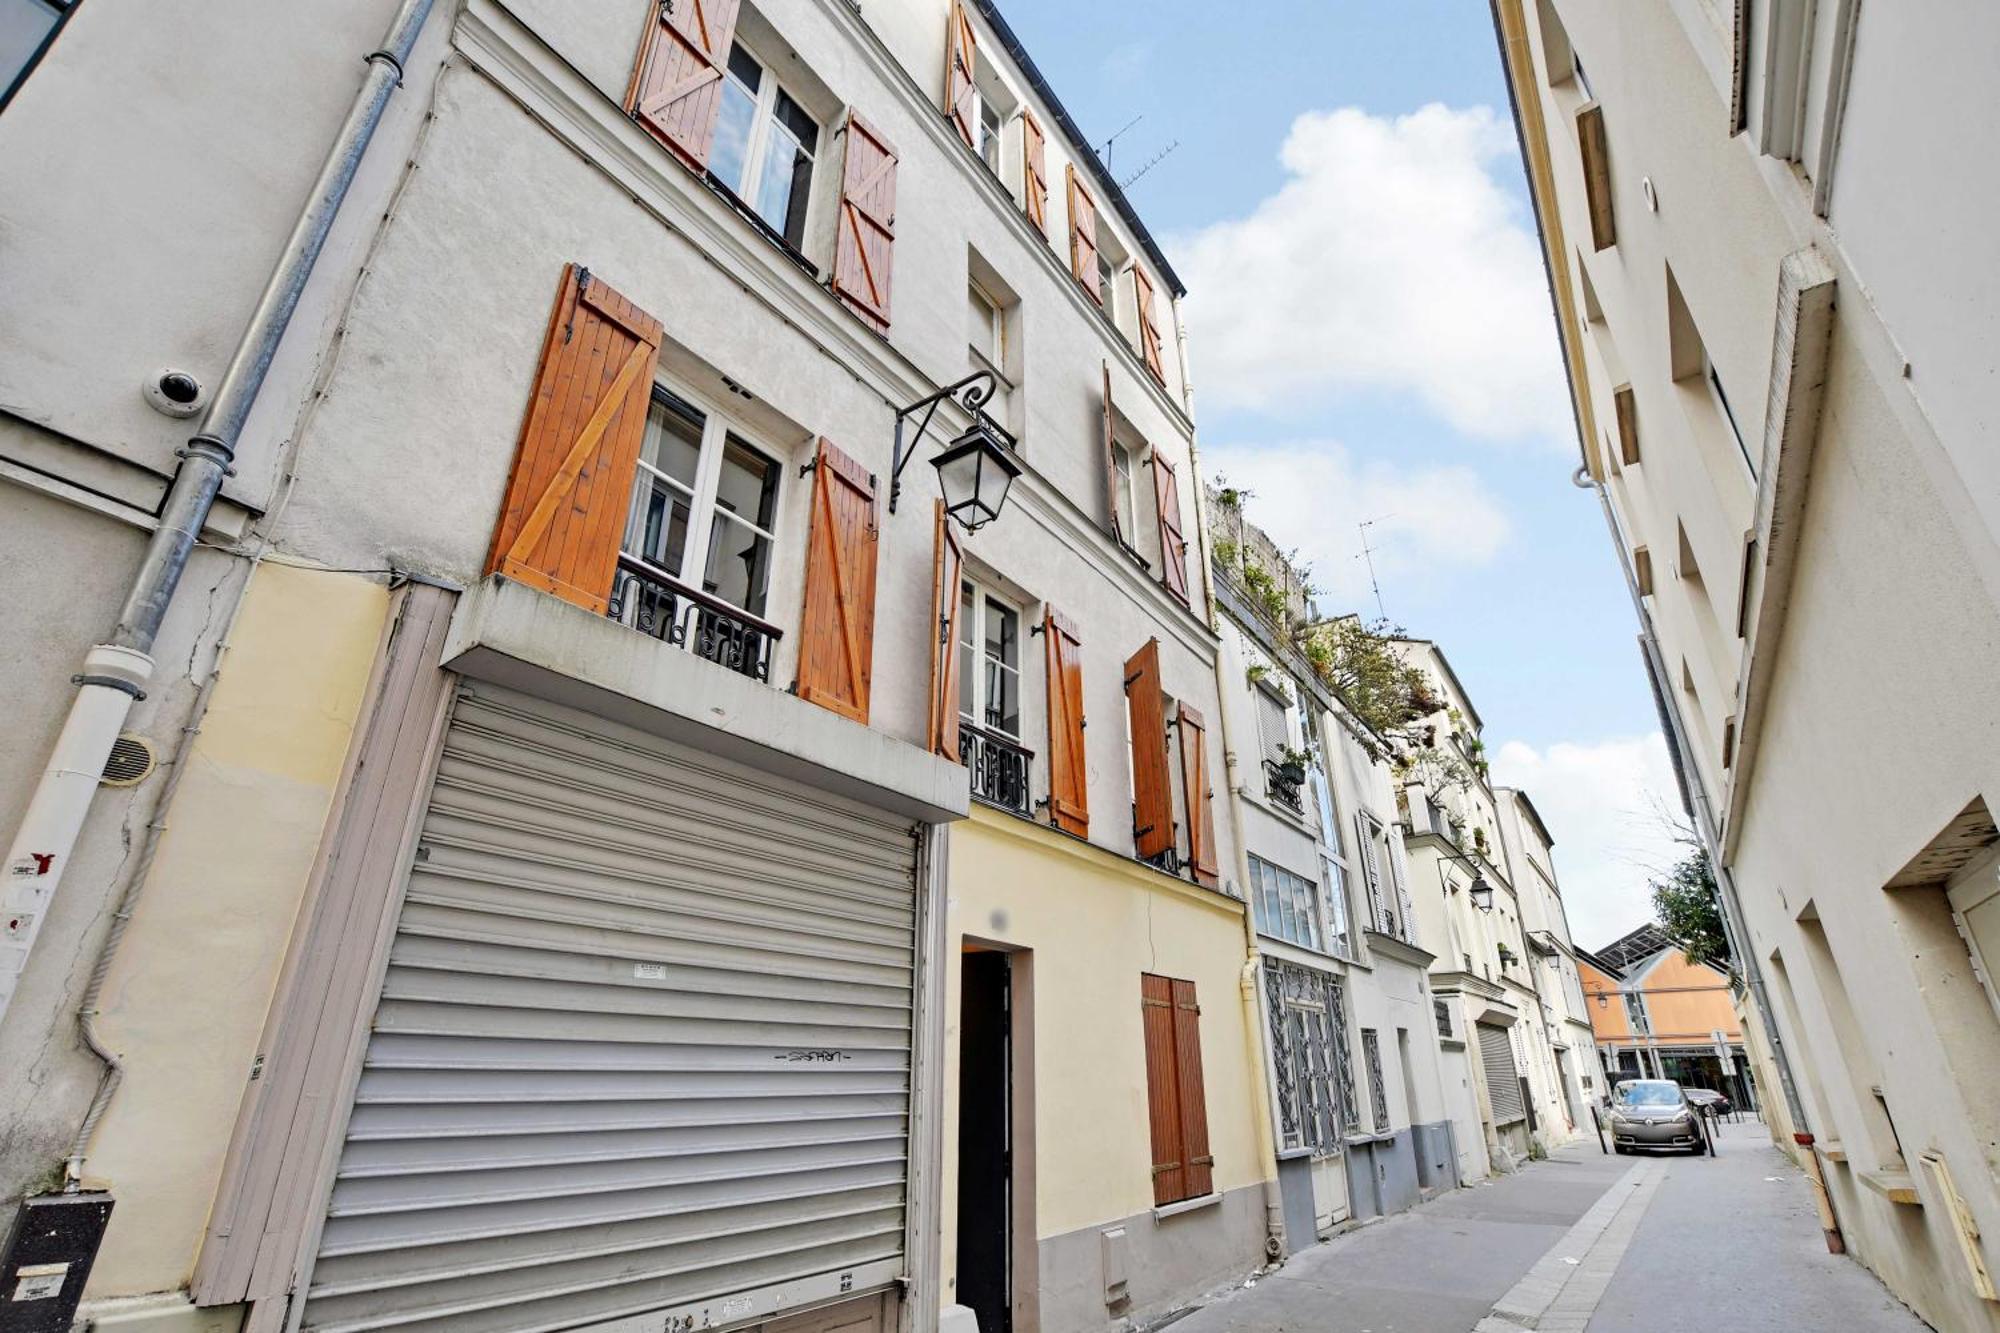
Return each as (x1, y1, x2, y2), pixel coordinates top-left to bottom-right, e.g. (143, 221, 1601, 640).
(1393, 641, 1576, 1175)
(0, 5, 1262, 1333)
(1496, 0, 2000, 1324)
(1204, 491, 1460, 1247)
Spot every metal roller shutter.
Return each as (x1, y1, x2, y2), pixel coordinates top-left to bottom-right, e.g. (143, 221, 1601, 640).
(302, 686, 919, 1333)
(1478, 1023, 1527, 1126)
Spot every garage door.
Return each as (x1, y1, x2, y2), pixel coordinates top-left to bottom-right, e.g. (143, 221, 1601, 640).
(301, 686, 920, 1333)
(1477, 1023, 1527, 1126)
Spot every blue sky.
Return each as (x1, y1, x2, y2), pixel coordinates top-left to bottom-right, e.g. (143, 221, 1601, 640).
(1000, 0, 1682, 945)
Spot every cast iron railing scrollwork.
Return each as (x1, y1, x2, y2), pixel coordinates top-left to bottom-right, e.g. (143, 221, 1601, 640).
(959, 722, 1033, 816)
(1263, 960, 1359, 1153)
(1263, 757, 1306, 814)
(608, 553, 782, 682)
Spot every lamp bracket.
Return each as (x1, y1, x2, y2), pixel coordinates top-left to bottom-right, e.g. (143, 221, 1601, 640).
(889, 369, 998, 515)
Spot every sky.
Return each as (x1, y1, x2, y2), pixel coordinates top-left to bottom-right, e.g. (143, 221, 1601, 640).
(999, 0, 1684, 949)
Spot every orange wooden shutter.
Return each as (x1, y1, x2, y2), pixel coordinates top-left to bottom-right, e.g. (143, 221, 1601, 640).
(1133, 265, 1166, 383)
(1141, 973, 1187, 1206)
(944, 0, 978, 148)
(1101, 362, 1125, 543)
(1043, 607, 1088, 836)
(1150, 451, 1191, 605)
(485, 264, 663, 615)
(928, 500, 965, 758)
(1022, 110, 1049, 236)
(1066, 164, 1100, 302)
(834, 112, 898, 336)
(796, 438, 880, 722)
(1176, 703, 1219, 887)
(1170, 978, 1214, 1199)
(626, 0, 742, 169)
(1125, 639, 1174, 861)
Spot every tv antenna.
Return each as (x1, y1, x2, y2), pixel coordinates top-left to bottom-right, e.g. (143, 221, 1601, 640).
(1356, 517, 1393, 621)
(1119, 141, 1180, 190)
(1100, 114, 1144, 168)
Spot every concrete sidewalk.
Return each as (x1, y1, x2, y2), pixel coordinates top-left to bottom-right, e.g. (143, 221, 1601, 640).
(1166, 1140, 1632, 1333)
(1164, 1119, 1929, 1332)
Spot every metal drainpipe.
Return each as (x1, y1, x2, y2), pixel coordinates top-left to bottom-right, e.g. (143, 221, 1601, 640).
(0, 0, 436, 1035)
(1571, 465, 1842, 1251)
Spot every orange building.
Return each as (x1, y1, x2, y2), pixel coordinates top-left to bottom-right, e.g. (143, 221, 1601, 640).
(1578, 926, 1755, 1108)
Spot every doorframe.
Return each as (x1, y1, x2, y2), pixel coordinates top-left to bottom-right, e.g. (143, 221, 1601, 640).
(959, 936, 1039, 1333)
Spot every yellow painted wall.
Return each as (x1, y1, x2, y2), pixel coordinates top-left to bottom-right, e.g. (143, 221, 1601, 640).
(85, 563, 389, 1295)
(1580, 958, 1631, 1043)
(1632, 952, 1742, 1046)
(940, 806, 1267, 1264)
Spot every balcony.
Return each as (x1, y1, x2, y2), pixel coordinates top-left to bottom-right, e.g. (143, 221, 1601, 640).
(960, 721, 1034, 817)
(608, 553, 781, 683)
(1263, 757, 1306, 815)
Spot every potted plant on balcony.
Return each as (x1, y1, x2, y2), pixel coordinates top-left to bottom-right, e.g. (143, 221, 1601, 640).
(1275, 745, 1310, 789)
(1473, 826, 1490, 857)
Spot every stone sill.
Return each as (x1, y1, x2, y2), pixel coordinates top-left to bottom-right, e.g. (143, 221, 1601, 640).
(1152, 1192, 1222, 1221)
(1859, 1168, 1923, 1206)
(1817, 1140, 1848, 1163)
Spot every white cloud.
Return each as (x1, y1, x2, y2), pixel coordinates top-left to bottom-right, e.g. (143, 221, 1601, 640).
(1173, 104, 1570, 444)
(1204, 438, 1510, 605)
(1491, 733, 1686, 952)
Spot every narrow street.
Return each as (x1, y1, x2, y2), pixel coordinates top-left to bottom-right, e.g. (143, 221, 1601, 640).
(1169, 1120, 1928, 1333)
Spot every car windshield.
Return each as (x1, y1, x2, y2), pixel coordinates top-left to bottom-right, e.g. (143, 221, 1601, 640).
(1615, 1082, 1682, 1108)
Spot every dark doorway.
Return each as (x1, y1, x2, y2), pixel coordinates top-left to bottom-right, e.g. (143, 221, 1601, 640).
(957, 951, 1012, 1333)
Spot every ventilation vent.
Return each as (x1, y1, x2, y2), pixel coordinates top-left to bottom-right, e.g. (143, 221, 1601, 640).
(100, 734, 157, 787)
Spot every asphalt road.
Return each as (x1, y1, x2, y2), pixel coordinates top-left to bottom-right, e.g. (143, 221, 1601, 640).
(1163, 1118, 1928, 1333)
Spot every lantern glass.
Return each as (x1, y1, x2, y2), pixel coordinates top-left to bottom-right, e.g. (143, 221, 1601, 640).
(1469, 876, 1494, 911)
(931, 416, 1021, 532)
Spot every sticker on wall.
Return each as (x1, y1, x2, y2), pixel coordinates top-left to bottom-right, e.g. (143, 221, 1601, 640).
(633, 963, 667, 981)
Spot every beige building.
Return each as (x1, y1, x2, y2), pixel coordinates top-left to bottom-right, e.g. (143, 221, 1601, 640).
(0, 5, 1267, 1333)
(1496, 0, 2000, 1325)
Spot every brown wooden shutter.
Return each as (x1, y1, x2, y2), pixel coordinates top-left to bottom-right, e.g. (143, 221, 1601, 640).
(1066, 164, 1100, 302)
(485, 264, 663, 615)
(1101, 362, 1124, 542)
(1577, 102, 1616, 252)
(626, 0, 742, 169)
(796, 438, 880, 722)
(1614, 383, 1641, 465)
(834, 112, 898, 336)
(1133, 266, 1166, 383)
(928, 499, 965, 758)
(1141, 972, 1187, 1206)
(1176, 703, 1219, 887)
(1150, 451, 1191, 606)
(1043, 607, 1088, 836)
(1142, 974, 1211, 1206)
(1125, 639, 1174, 861)
(944, 0, 978, 148)
(1172, 978, 1214, 1199)
(1022, 110, 1049, 236)
(1634, 545, 1654, 597)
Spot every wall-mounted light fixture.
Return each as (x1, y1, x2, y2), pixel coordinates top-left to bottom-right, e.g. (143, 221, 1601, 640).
(888, 370, 1021, 532)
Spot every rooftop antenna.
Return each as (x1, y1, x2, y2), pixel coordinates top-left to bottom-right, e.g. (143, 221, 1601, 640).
(1100, 114, 1143, 168)
(1119, 140, 1180, 190)
(1356, 517, 1393, 621)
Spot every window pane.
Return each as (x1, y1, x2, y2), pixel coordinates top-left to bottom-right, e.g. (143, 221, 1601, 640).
(641, 392, 704, 487)
(983, 599, 1019, 736)
(978, 99, 1002, 173)
(756, 90, 816, 248)
(967, 284, 998, 361)
(713, 71, 758, 197)
(703, 513, 772, 616)
(958, 584, 976, 722)
(625, 474, 692, 575)
(714, 436, 778, 531)
(1257, 690, 1290, 765)
(1113, 445, 1136, 539)
(773, 87, 815, 146)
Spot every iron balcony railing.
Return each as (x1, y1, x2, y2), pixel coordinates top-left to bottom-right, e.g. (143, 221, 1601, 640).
(608, 553, 782, 682)
(960, 721, 1033, 816)
(1263, 758, 1305, 814)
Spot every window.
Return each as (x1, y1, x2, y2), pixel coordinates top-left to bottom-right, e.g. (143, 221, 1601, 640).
(1622, 989, 1651, 1034)
(1709, 362, 1751, 473)
(1361, 1028, 1390, 1132)
(1250, 854, 1322, 952)
(1111, 442, 1138, 542)
(620, 386, 781, 620)
(976, 93, 1004, 175)
(710, 42, 819, 250)
(1309, 766, 1354, 958)
(1265, 961, 1355, 1152)
(1098, 252, 1120, 310)
(1140, 974, 1213, 1206)
(1, 0, 73, 110)
(957, 581, 1022, 739)
(967, 280, 1006, 371)
(1255, 685, 1291, 766)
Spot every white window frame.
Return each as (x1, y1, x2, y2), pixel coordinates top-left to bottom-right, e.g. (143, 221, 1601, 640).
(958, 576, 1025, 741)
(1249, 853, 1323, 953)
(1111, 440, 1138, 543)
(975, 92, 1005, 175)
(1308, 763, 1355, 960)
(1255, 680, 1294, 768)
(714, 41, 821, 250)
(1948, 859, 2000, 1027)
(620, 381, 784, 620)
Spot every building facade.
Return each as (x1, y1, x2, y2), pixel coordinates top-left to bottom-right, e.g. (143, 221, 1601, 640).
(1577, 926, 1750, 1110)
(1496, 0, 2000, 1324)
(1393, 641, 1576, 1174)
(1204, 492, 1460, 1251)
(0, 6, 1262, 1333)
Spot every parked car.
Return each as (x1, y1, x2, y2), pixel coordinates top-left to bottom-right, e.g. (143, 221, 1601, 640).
(1683, 1087, 1732, 1117)
(1607, 1079, 1707, 1154)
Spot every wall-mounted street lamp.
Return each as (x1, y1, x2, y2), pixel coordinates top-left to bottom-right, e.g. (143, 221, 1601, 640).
(888, 370, 1021, 532)
(1469, 875, 1495, 912)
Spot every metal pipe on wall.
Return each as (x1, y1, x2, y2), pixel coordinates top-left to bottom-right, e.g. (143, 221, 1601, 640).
(0, 0, 436, 1032)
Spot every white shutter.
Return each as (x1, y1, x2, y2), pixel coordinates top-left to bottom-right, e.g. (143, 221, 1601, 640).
(302, 686, 918, 1333)
(1354, 813, 1384, 932)
(1478, 1023, 1527, 1125)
